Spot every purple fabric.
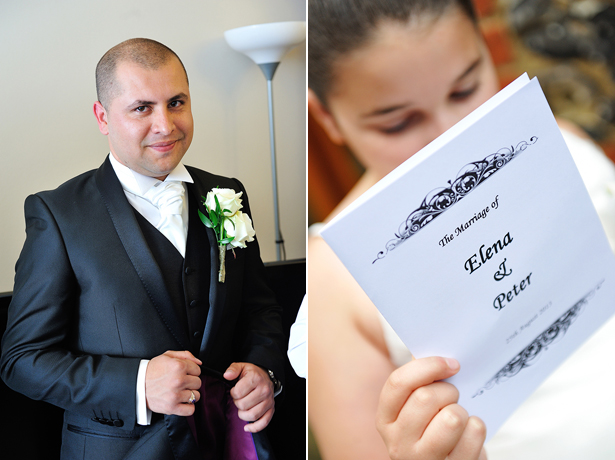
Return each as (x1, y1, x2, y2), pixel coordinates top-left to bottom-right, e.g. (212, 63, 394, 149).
(224, 385, 258, 459)
(188, 375, 259, 460)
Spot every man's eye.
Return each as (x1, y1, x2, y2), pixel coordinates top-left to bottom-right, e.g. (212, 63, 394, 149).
(135, 106, 148, 113)
(169, 100, 183, 108)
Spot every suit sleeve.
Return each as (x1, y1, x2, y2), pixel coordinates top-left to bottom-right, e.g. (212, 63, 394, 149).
(231, 179, 287, 385)
(0, 194, 141, 427)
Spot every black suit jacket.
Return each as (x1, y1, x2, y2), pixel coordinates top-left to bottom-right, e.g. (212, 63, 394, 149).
(0, 157, 285, 459)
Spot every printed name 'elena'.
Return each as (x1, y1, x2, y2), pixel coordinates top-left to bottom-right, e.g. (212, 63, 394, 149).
(464, 232, 513, 274)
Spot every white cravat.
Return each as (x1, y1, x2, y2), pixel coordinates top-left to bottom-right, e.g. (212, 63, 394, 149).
(144, 181, 187, 257)
(108, 154, 193, 257)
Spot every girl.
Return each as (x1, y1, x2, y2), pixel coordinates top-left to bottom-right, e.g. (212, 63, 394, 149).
(308, 1, 615, 459)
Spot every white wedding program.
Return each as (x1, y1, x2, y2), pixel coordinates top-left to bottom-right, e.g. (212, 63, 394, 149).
(321, 74, 615, 440)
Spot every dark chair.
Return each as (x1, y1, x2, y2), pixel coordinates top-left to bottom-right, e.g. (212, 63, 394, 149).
(0, 258, 306, 460)
(263, 259, 306, 460)
(0, 292, 64, 460)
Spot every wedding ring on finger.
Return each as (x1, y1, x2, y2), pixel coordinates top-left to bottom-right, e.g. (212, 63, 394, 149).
(188, 390, 196, 404)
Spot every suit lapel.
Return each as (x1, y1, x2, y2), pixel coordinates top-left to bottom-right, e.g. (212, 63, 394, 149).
(185, 172, 227, 361)
(95, 157, 191, 350)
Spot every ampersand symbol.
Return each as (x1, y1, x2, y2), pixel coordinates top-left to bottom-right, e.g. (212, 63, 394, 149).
(494, 258, 513, 281)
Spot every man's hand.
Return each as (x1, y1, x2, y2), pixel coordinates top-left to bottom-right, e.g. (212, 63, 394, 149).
(224, 362, 275, 433)
(145, 350, 202, 416)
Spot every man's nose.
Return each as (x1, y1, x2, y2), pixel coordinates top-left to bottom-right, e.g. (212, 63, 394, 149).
(151, 109, 174, 135)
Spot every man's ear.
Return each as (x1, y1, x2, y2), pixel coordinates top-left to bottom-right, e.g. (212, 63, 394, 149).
(308, 89, 345, 145)
(93, 101, 109, 135)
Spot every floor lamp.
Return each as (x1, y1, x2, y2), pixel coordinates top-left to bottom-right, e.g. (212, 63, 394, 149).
(224, 21, 306, 261)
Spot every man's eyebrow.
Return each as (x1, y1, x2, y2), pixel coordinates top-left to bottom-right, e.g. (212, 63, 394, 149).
(362, 57, 483, 119)
(128, 93, 189, 107)
(130, 99, 155, 107)
(168, 93, 189, 103)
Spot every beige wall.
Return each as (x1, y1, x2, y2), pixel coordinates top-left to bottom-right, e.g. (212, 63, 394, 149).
(0, 0, 306, 292)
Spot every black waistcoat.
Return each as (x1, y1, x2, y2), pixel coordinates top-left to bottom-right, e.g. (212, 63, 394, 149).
(133, 191, 211, 356)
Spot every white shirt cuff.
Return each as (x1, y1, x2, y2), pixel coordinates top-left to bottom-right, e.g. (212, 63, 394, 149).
(288, 296, 307, 378)
(136, 359, 152, 425)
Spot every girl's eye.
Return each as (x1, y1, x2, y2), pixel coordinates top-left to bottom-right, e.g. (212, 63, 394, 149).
(381, 113, 424, 134)
(450, 83, 479, 102)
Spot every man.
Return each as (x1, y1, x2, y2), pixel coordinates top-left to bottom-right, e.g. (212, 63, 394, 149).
(1, 38, 285, 460)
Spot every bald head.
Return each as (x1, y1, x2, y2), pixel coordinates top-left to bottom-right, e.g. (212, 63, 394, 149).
(96, 38, 189, 109)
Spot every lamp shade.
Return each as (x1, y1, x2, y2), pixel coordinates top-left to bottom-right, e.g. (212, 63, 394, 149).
(224, 21, 306, 64)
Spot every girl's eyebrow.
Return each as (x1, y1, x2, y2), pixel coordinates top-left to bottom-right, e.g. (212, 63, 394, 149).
(363, 103, 411, 118)
(455, 56, 482, 83)
(362, 56, 483, 119)
(361, 95, 414, 118)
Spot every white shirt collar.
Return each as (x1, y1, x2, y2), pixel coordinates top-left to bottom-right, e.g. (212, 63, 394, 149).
(108, 153, 193, 197)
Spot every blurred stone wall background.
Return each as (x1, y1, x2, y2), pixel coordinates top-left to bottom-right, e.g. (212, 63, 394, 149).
(478, 0, 615, 158)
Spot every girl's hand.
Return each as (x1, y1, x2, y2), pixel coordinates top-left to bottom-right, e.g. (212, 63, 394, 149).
(376, 357, 487, 460)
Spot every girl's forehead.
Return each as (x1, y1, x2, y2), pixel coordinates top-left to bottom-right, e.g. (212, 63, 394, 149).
(328, 9, 483, 111)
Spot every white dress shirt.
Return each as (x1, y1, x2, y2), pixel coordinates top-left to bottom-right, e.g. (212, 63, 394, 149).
(109, 153, 194, 425)
(109, 153, 193, 256)
(288, 295, 307, 378)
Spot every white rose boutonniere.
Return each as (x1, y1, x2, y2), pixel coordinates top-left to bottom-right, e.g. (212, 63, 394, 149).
(198, 187, 256, 282)
(223, 211, 256, 249)
(204, 188, 242, 217)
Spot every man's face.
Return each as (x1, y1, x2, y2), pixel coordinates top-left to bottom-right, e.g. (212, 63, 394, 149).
(94, 57, 194, 180)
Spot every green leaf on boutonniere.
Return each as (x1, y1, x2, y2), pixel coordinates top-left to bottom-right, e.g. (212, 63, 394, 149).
(208, 209, 219, 227)
(219, 236, 235, 245)
(198, 209, 213, 228)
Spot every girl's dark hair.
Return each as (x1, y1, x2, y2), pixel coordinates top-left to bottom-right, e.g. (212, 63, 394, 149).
(308, 0, 477, 102)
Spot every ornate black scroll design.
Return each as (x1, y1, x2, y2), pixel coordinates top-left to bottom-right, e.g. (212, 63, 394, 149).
(373, 136, 538, 263)
(472, 281, 603, 398)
